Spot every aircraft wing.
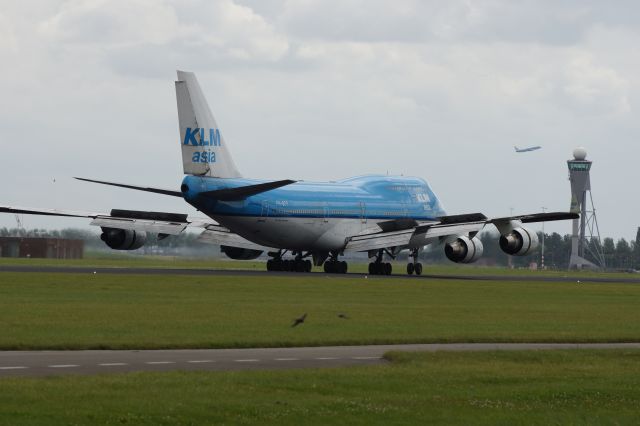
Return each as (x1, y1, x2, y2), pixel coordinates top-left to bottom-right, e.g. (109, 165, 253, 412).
(0, 205, 213, 236)
(197, 224, 275, 250)
(344, 212, 578, 252)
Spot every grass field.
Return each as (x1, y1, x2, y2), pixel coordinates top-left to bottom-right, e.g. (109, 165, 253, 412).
(0, 350, 639, 425)
(1, 271, 639, 350)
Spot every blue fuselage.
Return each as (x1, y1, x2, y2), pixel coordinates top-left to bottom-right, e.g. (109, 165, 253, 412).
(182, 175, 445, 220)
(181, 174, 447, 250)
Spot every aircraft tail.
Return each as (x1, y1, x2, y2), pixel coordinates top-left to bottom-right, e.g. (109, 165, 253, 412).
(175, 70, 242, 178)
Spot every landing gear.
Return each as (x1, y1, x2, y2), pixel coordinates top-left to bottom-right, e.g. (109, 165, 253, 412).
(368, 249, 393, 275)
(406, 249, 423, 275)
(324, 259, 347, 274)
(323, 251, 347, 274)
(266, 251, 312, 273)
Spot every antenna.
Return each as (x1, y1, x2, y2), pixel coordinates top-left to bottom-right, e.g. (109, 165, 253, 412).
(14, 214, 24, 235)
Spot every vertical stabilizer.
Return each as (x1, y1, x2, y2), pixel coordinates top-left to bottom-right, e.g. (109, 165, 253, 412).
(175, 70, 242, 178)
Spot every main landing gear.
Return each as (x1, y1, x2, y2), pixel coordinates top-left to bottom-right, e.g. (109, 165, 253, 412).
(323, 252, 348, 274)
(266, 250, 312, 273)
(368, 249, 393, 275)
(406, 249, 423, 275)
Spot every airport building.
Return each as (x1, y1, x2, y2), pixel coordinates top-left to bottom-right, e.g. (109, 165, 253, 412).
(0, 237, 84, 259)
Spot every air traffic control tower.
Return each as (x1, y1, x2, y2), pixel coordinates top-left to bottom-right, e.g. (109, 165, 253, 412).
(568, 147, 605, 269)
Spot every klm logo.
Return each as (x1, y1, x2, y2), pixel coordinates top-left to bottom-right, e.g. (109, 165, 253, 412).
(183, 128, 221, 146)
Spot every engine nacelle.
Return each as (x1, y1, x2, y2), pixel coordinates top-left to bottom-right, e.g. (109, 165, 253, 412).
(444, 236, 484, 263)
(100, 228, 147, 250)
(499, 227, 539, 256)
(221, 245, 263, 260)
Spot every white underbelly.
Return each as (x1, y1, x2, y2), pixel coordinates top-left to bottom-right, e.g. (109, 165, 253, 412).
(214, 215, 376, 251)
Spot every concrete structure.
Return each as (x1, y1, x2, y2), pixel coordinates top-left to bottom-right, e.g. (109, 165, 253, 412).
(0, 237, 84, 259)
(567, 148, 604, 269)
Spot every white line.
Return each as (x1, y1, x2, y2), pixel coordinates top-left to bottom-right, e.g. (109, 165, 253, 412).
(351, 356, 382, 360)
(315, 357, 339, 360)
(234, 359, 259, 362)
(187, 360, 215, 364)
(146, 361, 175, 365)
(274, 358, 299, 361)
(0, 366, 27, 370)
(48, 364, 79, 368)
(99, 363, 128, 366)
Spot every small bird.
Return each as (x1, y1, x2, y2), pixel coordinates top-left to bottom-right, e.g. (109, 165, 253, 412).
(291, 313, 307, 327)
(337, 313, 349, 319)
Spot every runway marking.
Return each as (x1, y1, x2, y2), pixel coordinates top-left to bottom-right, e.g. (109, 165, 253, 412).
(146, 361, 175, 365)
(235, 359, 259, 362)
(315, 357, 339, 360)
(0, 366, 27, 370)
(351, 356, 382, 360)
(187, 360, 215, 364)
(275, 358, 299, 361)
(49, 364, 79, 368)
(99, 363, 127, 366)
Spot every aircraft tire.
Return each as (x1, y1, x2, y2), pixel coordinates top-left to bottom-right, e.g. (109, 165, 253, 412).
(267, 260, 273, 271)
(384, 262, 392, 275)
(368, 263, 374, 274)
(340, 261, 348, 274)
(407, 263, 414, 275)
(305, 260, 312, 272)
(324, 262, 331, 273)
(295, 260, 305, 272)
(414, 263, 423, 275)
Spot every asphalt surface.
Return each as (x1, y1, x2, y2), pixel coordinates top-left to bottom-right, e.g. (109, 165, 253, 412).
(2, 343, 640, 377)
(2, 265, 640, 283)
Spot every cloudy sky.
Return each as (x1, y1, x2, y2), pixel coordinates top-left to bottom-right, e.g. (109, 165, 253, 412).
(1, 0, 639, 240)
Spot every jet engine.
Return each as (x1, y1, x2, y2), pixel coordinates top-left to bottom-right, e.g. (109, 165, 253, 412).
(499, 227, 539, 256)
(444, 236, 484, 263)
(100, 228, 147, 250)
(221, 245, 263, 260)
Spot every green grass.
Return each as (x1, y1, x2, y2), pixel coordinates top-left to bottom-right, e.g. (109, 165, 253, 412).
(1, 350, 639, 425)
(1, 272, 640, 350)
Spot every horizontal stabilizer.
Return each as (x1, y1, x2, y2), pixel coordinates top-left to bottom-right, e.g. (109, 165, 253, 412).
(75, 177, 182, 197)
(200, 180, 296, 201)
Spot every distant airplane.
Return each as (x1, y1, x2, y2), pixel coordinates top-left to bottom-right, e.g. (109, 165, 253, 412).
(514, 146, 541, 153)
(0, 71, 576, 276)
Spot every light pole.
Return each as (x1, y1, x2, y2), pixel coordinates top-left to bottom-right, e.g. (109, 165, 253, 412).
(541, 207, 547, 269)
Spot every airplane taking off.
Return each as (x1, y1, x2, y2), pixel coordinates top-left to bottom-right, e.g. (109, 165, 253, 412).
(0, 71, 576, 275)
(514, 146, 541, 153)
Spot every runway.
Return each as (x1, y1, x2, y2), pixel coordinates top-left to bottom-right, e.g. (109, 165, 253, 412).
(1, 343, 640, 378)
(1, 265, 640, 283)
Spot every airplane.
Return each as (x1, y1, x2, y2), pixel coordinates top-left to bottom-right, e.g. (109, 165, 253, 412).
(514, 146, 541, 153)
(0, 71, 577, 276)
